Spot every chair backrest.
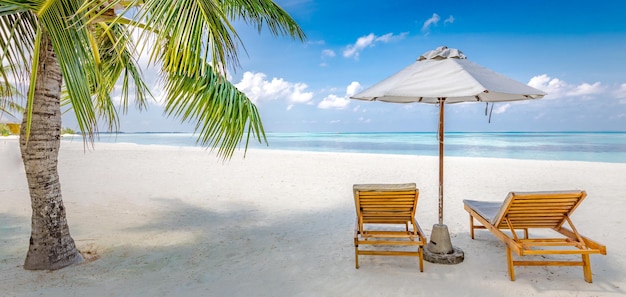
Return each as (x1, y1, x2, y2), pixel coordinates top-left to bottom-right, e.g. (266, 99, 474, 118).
(492, 190, 587, 229)
(353, 183, 418, 225)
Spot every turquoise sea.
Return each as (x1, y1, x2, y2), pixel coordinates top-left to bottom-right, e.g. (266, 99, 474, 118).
(62, 132, 626, 163)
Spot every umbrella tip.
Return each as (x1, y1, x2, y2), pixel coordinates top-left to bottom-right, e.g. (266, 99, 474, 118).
(418, 46, 466, 61)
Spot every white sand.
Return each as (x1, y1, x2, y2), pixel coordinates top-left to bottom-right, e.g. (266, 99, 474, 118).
(1, 137, 625, 296)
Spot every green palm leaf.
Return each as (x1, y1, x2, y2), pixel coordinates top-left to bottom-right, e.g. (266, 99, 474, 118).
(4, 0, 305, 158)
(163, 65, 265, 158)
(39, 0, 100, 140)
(82, 0, 306, 158)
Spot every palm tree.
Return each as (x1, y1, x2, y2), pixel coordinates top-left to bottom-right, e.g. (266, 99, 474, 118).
(0, 0, 305, 270)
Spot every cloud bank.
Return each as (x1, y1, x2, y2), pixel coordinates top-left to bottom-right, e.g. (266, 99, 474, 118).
(528, 74, 605, 99)
(235, 71, 314, 110)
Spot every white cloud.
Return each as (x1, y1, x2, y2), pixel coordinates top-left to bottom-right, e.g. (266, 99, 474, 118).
(566, 82, 604, 97)
(375, 32, 399, 43)
(318, 81, 362, 110)
(343, 34, 375, 59)
(322, 49, 336, 58)
(234, 71, 314, 106)
(528, 74, 603, 99)
(343, 33, 406, 59)
(444, 15, 455, 25)
(306, 40, 325, 46)
(616, 83, 626, 104)
(528, 74, 567, 98)
(353, 105, 365, 113)
(492, 103, 511, 114)
(290, 83, 314, 104)
(346, 81, 362, 97)
(318, 94, 350, 109)
(422, 13, 440, 31)
(358, 117, 371, 123)
(422, 13, 440, 32)
(422, 13, 454, 34)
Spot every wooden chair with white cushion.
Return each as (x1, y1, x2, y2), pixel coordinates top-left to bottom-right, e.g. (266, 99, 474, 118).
(353, 183, 426, 271)
(463, 190, 606, 282)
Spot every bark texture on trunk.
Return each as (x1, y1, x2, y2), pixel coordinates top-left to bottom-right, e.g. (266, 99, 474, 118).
(20, 32, 83, 270)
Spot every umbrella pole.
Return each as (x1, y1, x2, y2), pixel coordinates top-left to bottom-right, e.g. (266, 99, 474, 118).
(424, 98, 463, 264)
(438, 99, 445, 225)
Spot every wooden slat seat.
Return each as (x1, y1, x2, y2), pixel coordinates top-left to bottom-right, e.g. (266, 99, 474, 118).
(463, 190, 607, 282)
(353, 183, 426, 271)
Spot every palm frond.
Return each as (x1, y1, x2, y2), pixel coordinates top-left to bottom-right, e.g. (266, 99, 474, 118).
(223, 0, 306, 40)
(0, 66, 24, 122)
(0, 12, 36, 94)
(0, 90, 24, 119)
(80, 19, 153, 132)
(0, 63, 26, 117)
(37, 0, 100, 140)
(16, 0, 305, 159)
(103, 22, 152, 112)
(131, 0, 237, 76)
(131, 0, 306, 158)
(163, 66, 266, 159)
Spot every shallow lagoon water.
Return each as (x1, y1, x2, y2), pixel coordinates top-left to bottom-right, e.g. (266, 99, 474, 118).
(62, 132, 626, 163)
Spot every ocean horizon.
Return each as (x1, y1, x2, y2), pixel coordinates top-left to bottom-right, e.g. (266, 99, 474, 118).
(60, 131, 626, 164)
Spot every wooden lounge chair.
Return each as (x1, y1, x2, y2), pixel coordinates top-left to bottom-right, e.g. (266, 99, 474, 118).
(353, 183, 426, 271)
(463, 190, 607, 282)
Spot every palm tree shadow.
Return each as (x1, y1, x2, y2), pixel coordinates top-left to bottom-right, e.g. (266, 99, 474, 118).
(75, 195, 358, 296)
(3, 195, 623, 296)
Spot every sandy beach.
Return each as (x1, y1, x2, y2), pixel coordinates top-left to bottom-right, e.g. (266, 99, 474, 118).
(1, 136, 625, 296)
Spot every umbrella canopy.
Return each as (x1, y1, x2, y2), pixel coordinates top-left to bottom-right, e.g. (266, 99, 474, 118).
(351, 46, 546, 225)
(352, 46, 545, 104)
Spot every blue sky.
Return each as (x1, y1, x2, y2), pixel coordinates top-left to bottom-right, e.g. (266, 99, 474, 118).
(67, 0, 626, 133)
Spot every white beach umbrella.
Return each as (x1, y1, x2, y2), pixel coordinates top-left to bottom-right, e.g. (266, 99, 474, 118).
(353, 46, 545, 104)
(351, 46, 546, 260)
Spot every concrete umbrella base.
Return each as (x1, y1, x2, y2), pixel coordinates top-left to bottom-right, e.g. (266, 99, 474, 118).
(424, 224, 464, 264)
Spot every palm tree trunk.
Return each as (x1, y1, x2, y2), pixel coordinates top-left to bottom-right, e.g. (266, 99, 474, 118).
(20, 31, 83, 270)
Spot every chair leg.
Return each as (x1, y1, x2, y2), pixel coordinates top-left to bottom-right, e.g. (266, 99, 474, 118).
(582, 254, 592, 283)
(418, 247, 424, 272)
(469, 214, 475, 239)
(507, 246, 515, 281)
(354, 238, 359, 269)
